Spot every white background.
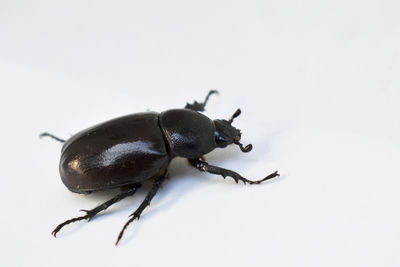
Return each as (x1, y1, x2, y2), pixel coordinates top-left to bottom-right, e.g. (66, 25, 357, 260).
(1, 1, 399, 266)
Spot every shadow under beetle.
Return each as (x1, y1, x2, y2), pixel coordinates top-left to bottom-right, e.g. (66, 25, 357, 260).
(41, 90, 279, 245)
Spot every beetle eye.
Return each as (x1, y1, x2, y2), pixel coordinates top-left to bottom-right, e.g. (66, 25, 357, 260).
(217, 135, 227, 143)
(215, 132, 230, 148)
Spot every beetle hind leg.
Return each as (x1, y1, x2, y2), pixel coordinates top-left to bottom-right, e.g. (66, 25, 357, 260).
(185, 90, 219, 112)
(52, 184, 141, 237)
(39, 132, 66, 143)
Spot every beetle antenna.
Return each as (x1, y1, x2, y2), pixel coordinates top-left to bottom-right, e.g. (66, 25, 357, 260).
(39, 132, 66, 143)
(234, 140, 252, 153)
(228, 109, 241, 124)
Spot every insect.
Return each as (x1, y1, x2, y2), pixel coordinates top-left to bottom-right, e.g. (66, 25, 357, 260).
(41, 90, 279, 245)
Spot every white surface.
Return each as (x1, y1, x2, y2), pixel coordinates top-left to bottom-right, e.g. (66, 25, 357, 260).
(1, 1, 399, 266)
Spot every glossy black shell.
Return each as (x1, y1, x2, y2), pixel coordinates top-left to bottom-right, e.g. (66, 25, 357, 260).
(59, 109, 217, 193)
(60, 112, 170, 193)
(160, 109, 216, 158)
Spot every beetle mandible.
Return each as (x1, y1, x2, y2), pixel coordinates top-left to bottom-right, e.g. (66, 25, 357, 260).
(41, 90, 279, 245)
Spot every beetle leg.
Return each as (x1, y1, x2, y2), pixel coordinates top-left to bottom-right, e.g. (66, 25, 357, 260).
(39, 132, 66, 143)
(51, 184, 141, 237)
(188, 158, 279, 184)
(185, 90, 219, 112)
(116, 173, 167, 245)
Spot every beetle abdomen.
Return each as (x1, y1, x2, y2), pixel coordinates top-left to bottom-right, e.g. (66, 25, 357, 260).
(60, 113, 169, 193)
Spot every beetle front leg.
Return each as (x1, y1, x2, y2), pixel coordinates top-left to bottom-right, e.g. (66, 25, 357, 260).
(185, 90, 218, 112)
(188, 158, 279, 184)
(52, 184, 141, 237)
(115, 173, 167, 245)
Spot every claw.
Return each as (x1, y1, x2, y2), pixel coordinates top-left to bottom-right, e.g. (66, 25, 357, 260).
(249, 171, 280, 184)
(51, 230, 57, 237)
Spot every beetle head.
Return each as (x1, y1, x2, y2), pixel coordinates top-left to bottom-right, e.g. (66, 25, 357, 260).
(213, 109, 252, 153)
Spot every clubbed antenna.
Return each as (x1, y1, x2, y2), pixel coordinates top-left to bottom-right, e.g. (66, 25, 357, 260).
(228, 109, 241, 124)
(234, 140, 252, 153)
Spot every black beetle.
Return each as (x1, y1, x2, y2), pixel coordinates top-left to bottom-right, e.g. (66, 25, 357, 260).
(41, 90, 279, 245)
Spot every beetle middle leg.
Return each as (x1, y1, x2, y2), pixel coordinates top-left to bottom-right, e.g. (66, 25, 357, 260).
(52, 183, 141, 237)
(185, 90, 219, 112)
(116, 172, 167, 245)
(188, 158, 279, 184)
